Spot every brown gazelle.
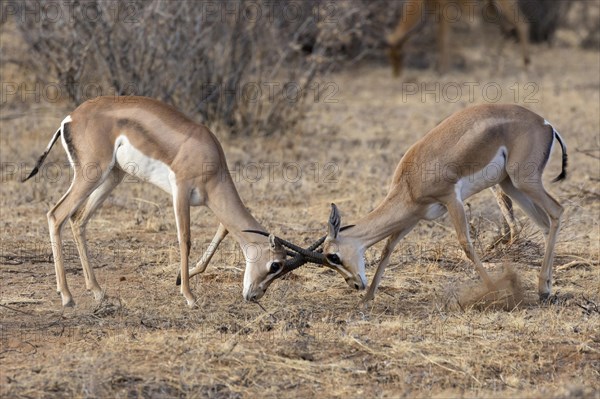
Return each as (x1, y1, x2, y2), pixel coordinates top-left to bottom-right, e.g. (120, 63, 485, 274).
(278, 104, 566, 302)
(23, 96, 320, 308)
(387, 0, 530, 76)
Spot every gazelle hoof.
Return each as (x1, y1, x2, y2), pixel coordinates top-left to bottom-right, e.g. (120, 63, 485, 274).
(186, 297, 197, 309)
(539, 292, 551, 303)
(92, 290, 105, 302)
(360, 294, 375, 304)
(62, 296, 75, 307)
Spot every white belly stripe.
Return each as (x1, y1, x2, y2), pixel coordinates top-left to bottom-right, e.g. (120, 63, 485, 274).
(456, 146, 507, 201)
(115, 135, 174, 195)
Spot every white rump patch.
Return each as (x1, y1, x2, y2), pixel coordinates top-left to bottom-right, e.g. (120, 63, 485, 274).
(59, 115, 75, 168)
(544, 119, 558, 155)
(53, 115, 76, 207)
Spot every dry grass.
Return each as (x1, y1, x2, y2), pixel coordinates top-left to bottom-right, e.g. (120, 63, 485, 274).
(2, 22, 600, 399)
(452, 264, 525, 311)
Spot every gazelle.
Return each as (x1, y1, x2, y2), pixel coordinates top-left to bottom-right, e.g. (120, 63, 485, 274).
(22, 96, 319, 308)
(276, 104, 566, 302)
(387, 0, 530, 76)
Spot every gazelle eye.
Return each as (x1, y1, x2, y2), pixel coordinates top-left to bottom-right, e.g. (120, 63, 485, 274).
(326, 254, 341, 265)
(269, 262, 282, 274)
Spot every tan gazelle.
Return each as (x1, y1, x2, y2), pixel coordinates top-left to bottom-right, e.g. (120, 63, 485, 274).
(23, 96, 321, 308)
(387, 0, 530, 76)
(274, 104, 566, 303)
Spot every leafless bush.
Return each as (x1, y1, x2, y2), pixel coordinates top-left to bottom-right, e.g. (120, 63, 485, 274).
(291, 0, 403, 64)
(10, 0, 358, 135)
(7, 0, 597, 135)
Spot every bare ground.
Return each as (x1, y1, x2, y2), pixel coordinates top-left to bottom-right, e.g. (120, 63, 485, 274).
(1, 31, 599, 398)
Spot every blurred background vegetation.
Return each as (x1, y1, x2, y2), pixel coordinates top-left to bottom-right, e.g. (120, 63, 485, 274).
(1, 0, 599, 135)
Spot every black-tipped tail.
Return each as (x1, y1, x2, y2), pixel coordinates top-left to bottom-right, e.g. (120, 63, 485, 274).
(551, 129, 567, 183)
(22, 126, 62, 182)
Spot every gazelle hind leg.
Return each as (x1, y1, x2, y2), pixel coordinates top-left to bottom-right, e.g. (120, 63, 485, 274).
(70, 168, 125, 301)
(500, 179, 563, 300)
(48, 172, 110, 307)
(499, 180, 550, 233)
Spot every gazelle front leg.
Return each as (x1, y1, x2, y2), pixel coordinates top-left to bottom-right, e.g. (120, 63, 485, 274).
(362, 231, 404, 303)
(436, 5, 451, 74)
(491, 186, 518, 243)
(444, 198, 497, 291)
(48, 175, 107, 307)
(176, 223, 228, 285)
(495, 0, 531, 66)
(186, 223, 228, 283)
(519, 185, 564, 300)
(387, 0, 425, 77)
(172, 181, 196, 308)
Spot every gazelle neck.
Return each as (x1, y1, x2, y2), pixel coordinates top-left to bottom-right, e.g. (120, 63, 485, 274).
(205, 175, 267, 248)
(342, 191, 419, 249)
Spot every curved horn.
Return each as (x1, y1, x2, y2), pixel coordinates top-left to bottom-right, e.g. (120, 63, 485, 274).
(282, 237, 330, 271)
(244, 228, 351, 266)
(306, 235, 326, 251)
(243, 227, 354, 265)
(309, 224, 356, 250)
(283, 253, 309, 271)
(276, 237, 327, 263)
(286, 224, 356, 267)
(340, 224, 355, 232)
(297, 224, 354, 257)
(243, 225, 353, 241)
(243, 229, 327, 262)
(282, 235, 330, 271)
(243, 229, 269, 237)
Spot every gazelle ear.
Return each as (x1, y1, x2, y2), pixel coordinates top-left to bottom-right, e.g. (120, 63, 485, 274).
(268, 234, 283, 251)
(327, 203, 341, 239)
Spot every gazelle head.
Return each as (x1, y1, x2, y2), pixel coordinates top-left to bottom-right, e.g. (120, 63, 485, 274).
(242, 203, 367, 300)
(241, 232, 327, 301)
(242, 234, 287, 301)
(321, 203, 367, 291)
